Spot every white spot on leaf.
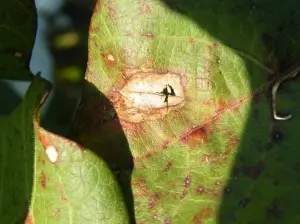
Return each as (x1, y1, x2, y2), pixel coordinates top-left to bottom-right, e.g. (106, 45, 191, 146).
(107, 54, 115, 61)
(46, 145, 58, 163)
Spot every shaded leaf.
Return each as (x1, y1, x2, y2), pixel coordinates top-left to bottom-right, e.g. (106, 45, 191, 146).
(0, 75, 48, 223)
(0, 0, 36, 80)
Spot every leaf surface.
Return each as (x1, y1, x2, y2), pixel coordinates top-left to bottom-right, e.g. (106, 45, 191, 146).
(30, 121, 130, 224)
(72, 0, 300, 223)
(0, 74, 130, 224)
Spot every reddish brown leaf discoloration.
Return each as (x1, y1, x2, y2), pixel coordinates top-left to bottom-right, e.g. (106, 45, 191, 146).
(54, 208, 61, 218)
(37, 132, 50, 150)
(133, 148, 160, 162)
(106, 0, 117, 22)
(161, 140, 170, 150)
(186, 38, 198, 51)
(108, 88, 121, 103)
(195, 185, 222, 198)
(56, 182, 67, 201)
(180, 189, 188, 199)
(193, 208, 213, 224)
(139, 0, 151, 14)
(180, 126, 207, 148)
(134, 138, 172, 162)
(196, 186, 205, 195)
(212, 42, 219, 47)
(102, 53, 116, 68)
(120, 120, 142, 134)
(184, 175, 192, 188)
(216, 99, 226, 113)
(163, 162, 173, 171)
(215, 180, 222, 186)
(25, 215, 33, 224)
(227, 135, 240, 153)
(148, 192, 160, 209)
(40, 171, 47, 189)
(200, 133, 239, 164)
(180, 174, 192, 199)
(201, 153, 221, 164)
(38, 153, 45, 165)
(133, 178, 149, 196)
(164, 218, 172, 224)
(93, 0, 101, 13)
(141, 32, 157, 39)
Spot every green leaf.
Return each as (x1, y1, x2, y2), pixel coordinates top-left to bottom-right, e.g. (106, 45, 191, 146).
(30, 123, 130, 224)
(0, 74, 129, 223)
(71, 0, 300, 223)
(0, 75, 48, 224)
(29, 86, 130, 223)
(0, 0, 36, 80)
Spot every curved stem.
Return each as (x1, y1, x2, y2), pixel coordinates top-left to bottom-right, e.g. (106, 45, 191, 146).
(272, 65, 300, 120)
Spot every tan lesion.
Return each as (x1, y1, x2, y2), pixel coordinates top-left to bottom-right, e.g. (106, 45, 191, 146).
(114, 64, 186, 123)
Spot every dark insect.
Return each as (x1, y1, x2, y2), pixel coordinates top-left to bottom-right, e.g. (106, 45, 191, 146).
(159, 84, 176, 111)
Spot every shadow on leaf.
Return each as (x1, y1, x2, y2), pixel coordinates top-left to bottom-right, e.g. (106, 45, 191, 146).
(161, 0, 300, 223)
(69, 80, 136, 224)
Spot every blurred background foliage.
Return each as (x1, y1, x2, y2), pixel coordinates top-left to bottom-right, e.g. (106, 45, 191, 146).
(1, 0, 96, 137)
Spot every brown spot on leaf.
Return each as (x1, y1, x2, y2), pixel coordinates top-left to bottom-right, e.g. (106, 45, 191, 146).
(184, 175, 192, 188)
(187, 38, 197, 44)
(102, 53, 116, 68)
(180, 174, 192, 199)
(40, 171, 47, 189)
(139, 0, 151, 14)
(242, 161, 264, 180)
(196, 186, 205, 195)
(133, 178, 149, 196)
(56, 182, 67, 201)
(180, 189, 188, 199)
(38, 153, 46, 165)
(215, 180, 222, 186)
(180, 126, 207, 148)
(199, 133, 238, 164)
(120, 120, 141, 133)
(161, 140, 170, 150)
(186, 38, 198, 51)
(226, 135, 240, 154)
(54, 208, 61, 218)
(193, 208, 213, 224)
(164, 218, 172, 224)
(216, 99, 226, 113)
(163, 162, 173, 171)
(105, 0, 117, 22)
(195, 185, 221, 198)
(141, 32, 156, 38)
(148, 192, 160, 209)
(108, 88, 121, 103)
(212, 42, 219, 47)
